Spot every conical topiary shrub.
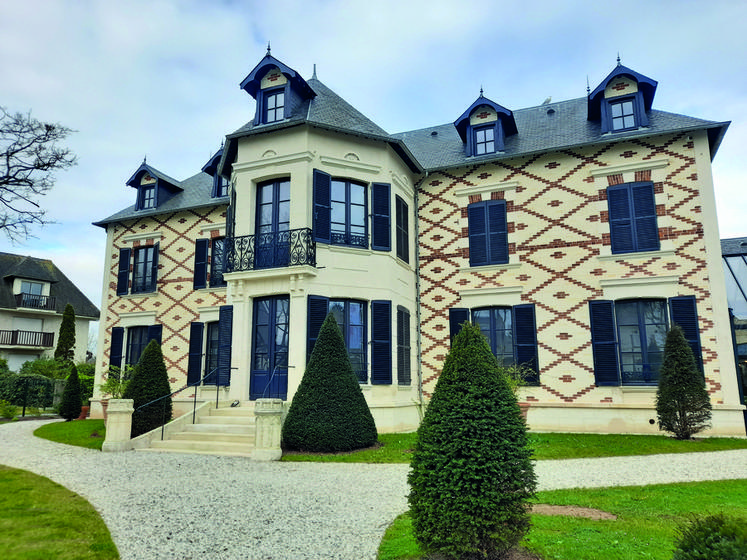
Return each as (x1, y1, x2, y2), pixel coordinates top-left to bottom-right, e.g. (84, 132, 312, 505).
(408, 321, 537, 559)
(282, 312, 377, 452)
(656, 324, 712, 439)
(58, 364, 82, 421)
(123, 339, 172, 438)
(54, 303, 76, 363)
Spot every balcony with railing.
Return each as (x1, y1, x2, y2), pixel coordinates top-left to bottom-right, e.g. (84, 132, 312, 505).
(225, 228, 316, 273)
(14, 293, 57, 311)
(0, 330, 55, 348)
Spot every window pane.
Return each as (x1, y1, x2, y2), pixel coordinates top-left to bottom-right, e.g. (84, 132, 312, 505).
(611, 103, 623, 118)
(615, 302, 637, 325)
(259, 204, 272, 226)
(623, 115, 636, 128)
(260, 185, 273, 203)
(331, 201, 345, 224)
(619, 325, 641, 352)
(278, 181, 290, 201)
(349, 302, 363, 324)
(329, 301, 344, 325)
(350, 205, 365, 226)
(331, 181, 346, 202)
(278, 201, 290, 226)
(348, 325, 364, 351)
(350, 184, 365, 205)
(484, 128, 494, 141)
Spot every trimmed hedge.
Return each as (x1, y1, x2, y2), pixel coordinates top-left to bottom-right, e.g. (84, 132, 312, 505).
(282, 312, 377, 452)
(58, 364, 82, 421)
(408, 321, 537, 559)
(0, 373, 55, 408)
(123, 340, 172, 438)
(673, 513, 747, 559)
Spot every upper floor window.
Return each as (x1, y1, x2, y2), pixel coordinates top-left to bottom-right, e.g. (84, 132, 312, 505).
(20, 280, 43, 296)
(139, 185, 156, 210)
(397, 306, 411, 385)
(213, 175, 228, 198)
(117, 245, 159, 296)
(331, 179, 367, 248)
(468, 199, 508, 266)
(610, 98, 636, 131)
(395, 195, 409, 263)
(474, 125, 496, 155)
(194, 238, 226, 289)
(264, 88, 285, 123)
(607, 182, 660, 254)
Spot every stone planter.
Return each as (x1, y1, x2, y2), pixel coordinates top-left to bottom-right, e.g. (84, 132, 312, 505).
(77, 406, 89, 420)
(102, 399, 134, 452)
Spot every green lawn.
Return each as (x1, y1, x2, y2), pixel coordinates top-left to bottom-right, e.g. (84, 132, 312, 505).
(33, 419, 106, 450)
(282, 431, 747, 463)
(378, 479, 747, 560)
(0, 465, 119, 560)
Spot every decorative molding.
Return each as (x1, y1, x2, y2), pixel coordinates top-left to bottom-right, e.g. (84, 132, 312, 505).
(118, 310, 157, 328)
(122, 231, 163, 244)
(600, 275, 679, 289)
(454, 180, 520, 199)
(458, 285, 523, 308)
(589, 158, 669, 178)
(597, 246, 675, 261)
(232, 151, 315, 172)
(199, 224, 226, 236)
(458, 260, 522, 273)
(319, 155, 381, 174)
(391, 172, 414, 197)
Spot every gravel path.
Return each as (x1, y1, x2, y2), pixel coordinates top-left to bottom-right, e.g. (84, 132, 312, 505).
(1, 419, 746, 560)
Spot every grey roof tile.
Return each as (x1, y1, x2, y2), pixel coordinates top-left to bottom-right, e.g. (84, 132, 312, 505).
(721, 237, 747, 256)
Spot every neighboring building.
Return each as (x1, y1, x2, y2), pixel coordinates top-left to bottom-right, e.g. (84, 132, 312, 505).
(92, 51, 746, 436)
(721, 237, 747, 429)
(0, 253, 100, 371)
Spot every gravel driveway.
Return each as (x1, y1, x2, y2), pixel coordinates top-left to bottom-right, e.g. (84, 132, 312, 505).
(1, 419, 745, 559)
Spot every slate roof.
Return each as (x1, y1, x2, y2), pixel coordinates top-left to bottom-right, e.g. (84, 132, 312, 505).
(0, 252, 100, 319)
(721, 237, 747, 256)
(392, 97, 729, 172)
(94, 170, 227, 227)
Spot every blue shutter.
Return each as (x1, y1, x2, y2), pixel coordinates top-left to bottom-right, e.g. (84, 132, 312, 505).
(669, 295, 703, 372)
(147, 324, 162, 345)
(589, 300, 620, 385)
(371, 183, 391, 251)
(110, 327, 124, 369)
(116, 248, 131, 296)
(487, 200, 508, 264)
(217, 305, 233, 386)
(313, 169, 331, 243)
(631, 182, 660, 252)
(193, 239, 209, 290)
(187, 322, 204, 385)
(371, 300, 392, 384)
(468, 203, 488, 266)
(449, 308, 470, 345)
(397, 307, 411, 385)
(608, 186, 634, 254)
(395, 195, 409, 263)
(149, 243, 160, 292)
(513, 304, 539, 384)
(307, 295, 329, 358)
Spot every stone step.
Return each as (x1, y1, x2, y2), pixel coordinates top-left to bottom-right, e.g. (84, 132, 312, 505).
(147, 439, 255, 456)
(183, 423, 253, 435)
(199, 415, 256, 426)
(169, 431, 255, 444)
(208, 405, 255, 417)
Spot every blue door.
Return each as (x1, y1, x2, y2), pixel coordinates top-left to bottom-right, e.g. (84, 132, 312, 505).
(250, 296, 289, 399)
(255, 180, 290, 269)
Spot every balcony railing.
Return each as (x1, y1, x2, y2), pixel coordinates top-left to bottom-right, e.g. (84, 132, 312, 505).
(0, 330, 55, 347)
(225, 228, 316, 273)
(15, 293, 56, 311)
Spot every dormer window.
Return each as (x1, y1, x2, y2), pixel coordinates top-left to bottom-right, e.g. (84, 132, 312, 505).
(454, 96, 517, 158)
(588, 64, 657, 135)
(264, 88, 285, 123)
(610, 98, 636, 131)
(214, 175, 228, 198)
(474, 125, 496, 155)
(140, 185, 156, 209)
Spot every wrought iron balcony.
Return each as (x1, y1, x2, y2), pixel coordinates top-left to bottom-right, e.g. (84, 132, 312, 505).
(225, 228, 316, 273)
(0, 330, 55, 347)
(15, 293, 56, 311)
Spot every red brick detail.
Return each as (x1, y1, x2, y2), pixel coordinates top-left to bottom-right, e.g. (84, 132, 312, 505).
(635, 170, 652, 182)
(554, 292, 568, 299)
(491, 191, 504, 200)
(557, 333, 570, 340)
(653, 182, 664, 194)
(468, 194, 482, 204)
(549, 200, 562, 207)
(656, 204, 665, 216)
(607, 174, 624, 186)
(478, 172, 491, 180)
(546, 162, 560, 169)
(600, 211, 609, 223)
(559, 375, 575, 383)
(621, 150, 637, 159)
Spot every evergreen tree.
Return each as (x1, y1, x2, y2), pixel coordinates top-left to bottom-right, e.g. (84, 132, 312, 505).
(123, 340, 172, 438)
(282, 313, 377, 452)
(58, 364, 82, 421)
(656, 325, 712, 439)
(408, 322, 537, 559)
(54, 303, 76, 363)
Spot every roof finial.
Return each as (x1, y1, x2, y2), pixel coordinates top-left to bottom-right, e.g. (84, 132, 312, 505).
(312, 63, 317, 79)
(586, 75, 590, 95)
(143, 154, 147, 164)
(616, 52, 621, 66)
(479, 85, 484, 97)
(267, 41, 271, 55)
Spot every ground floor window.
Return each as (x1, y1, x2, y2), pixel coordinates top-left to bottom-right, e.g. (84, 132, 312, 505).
(615, 299, 667, 384)
(251, 296, 289, 399)
(329, 299, 367, 383)
(203, 322, 220, 384)
(126, 326, 150, 366)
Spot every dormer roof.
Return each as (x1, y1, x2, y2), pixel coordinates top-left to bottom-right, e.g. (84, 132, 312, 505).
(453, 95, 518, 142)
(239, 53, 315, 100)
(125, 162, 183, 193)
(201, 148, 223, 177)
(587, 64, 658, 121)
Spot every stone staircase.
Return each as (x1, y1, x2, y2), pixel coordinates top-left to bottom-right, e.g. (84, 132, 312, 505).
(144, 404, 256, 457)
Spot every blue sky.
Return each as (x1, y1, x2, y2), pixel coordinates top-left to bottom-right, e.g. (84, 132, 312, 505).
(1, 0, 746, 335)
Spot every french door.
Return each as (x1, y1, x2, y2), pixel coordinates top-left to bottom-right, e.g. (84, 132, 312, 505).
(255, 179, 290, 268)
(250, 296, 289, 400)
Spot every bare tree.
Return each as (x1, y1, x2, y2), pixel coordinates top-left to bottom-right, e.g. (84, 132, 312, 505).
(0, 107, 76, 241)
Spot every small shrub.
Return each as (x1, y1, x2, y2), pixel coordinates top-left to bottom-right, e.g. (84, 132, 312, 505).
(58, 365, 82, 421)
(0, 399, 18, 419)
(673, 513, 747, 559)
(282, 313, 377, 452)
(18, 358, 67, 379)
(76, 362, 95, 405)
(123, 340, 172, 438)
(656, 325, 712, 439)
(100, 365, 133, 399)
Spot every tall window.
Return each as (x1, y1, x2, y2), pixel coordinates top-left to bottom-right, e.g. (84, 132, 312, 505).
(331, 179, 367, 247)
(209, 238, 226, 287)
(395, 195, 409, 263)
(126, 326, 149, 366)
(474, 125, 495, 155)
(468, 199, 508, 266)
(264, 88, 284, 123)
(213, 175, 228, 198)
(397, 307, 411, 385)
(615, 299, 667, 385)
(473, 307, 514, 366)
(329, 299, 367, 383)
(19, 280, 44, 307)
(607, 182, 660, 254)
(251, 296, 289, 399)
(203, 322, 220, 384)
(610, 99, 636, 131)
(132, 246, 158, 293)
(140, 186, 156, 209)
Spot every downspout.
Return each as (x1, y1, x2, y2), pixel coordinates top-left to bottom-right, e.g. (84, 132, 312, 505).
(414, 172, 427, 417)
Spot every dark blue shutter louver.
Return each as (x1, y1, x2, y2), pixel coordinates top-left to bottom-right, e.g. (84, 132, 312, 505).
(468, 203, 488, 266)
(307, 295, 329, 359)
(669, 295, 703, 373)
(313, 169, 331, 243)
(632, 182, 660, 251)
(608, 186, 635, 254)
(110, 327, 124, 369)
(147, 324, 162, 345)
(395, 196, 409, 263)
(217, 305, 233, 386)
(187, 322, 204, 385)
(193, 239, 209, 290)
(149, 243, 159, 292)
(371, 300, 392, 384)
(116, 248, 131, 296)
(589, 300, 620, 385)
(397, 307, 410, 385)
(371, 183, 391, 251)
(513, 304, 539, 384)
(487, 200, 509, 264)
(449, 308, 470, 345)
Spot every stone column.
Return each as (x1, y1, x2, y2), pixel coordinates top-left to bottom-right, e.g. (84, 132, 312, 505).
(102, 399, 134, 452)
(252, 398, 284, 461)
